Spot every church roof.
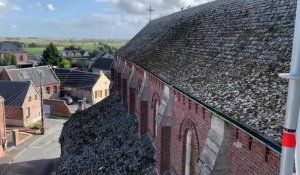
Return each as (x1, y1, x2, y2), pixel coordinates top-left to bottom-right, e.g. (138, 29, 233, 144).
(116, 0, 297, 142)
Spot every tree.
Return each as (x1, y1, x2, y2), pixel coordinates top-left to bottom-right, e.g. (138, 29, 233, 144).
(28, 43, 37, 47)
(64, 45, 81, 51)
(60, 58, 71, 68)
(41, 42, 62, 66)
(10, 54, 17, 66)
(89, 50, 100, 58)
(0, 53, 17, 66)
(72, 60, 87, 69)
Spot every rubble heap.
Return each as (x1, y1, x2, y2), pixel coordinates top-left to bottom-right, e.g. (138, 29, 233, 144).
(58, 94, 156, 175)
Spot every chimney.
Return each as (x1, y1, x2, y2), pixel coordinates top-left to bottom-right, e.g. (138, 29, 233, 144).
(77, 100, 84, 111)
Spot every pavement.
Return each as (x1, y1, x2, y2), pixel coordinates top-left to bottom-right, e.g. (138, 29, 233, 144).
(0, 117, 67, 175)
(68, 102, 92, 114)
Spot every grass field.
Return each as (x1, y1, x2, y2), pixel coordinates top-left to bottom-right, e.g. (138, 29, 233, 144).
(1, 38, 127, 56)
(25, 47, 65, 56)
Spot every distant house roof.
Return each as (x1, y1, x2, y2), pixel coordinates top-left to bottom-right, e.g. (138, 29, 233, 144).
(91, 58, 114, 71)
(0, 80, 31, 107)
(0, 65, 16, 73)
(116, 0, 297, 141)
(96, 51, 114, 59)
(4, 66, 60, 87)
(0, 42, 25, 53)
(62, 50, 85, 57)
(54, 68, 99, 90)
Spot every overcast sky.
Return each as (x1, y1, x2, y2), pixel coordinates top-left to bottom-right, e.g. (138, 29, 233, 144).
(0, 0, 213, 39)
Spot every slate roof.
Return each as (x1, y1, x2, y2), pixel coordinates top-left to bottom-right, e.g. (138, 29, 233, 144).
(59, 94, 155, 174)
(5, 66, 60, 87)
(91, 58, 114, 71)
(0, 42, 25, 53)
(54, 68, 99, 90)
(96, 51, 114, 59)
(0, 65, 16, 73)
(116, 0, 297, 141)
(0, 80, 30, 107)
(62, 50, 83, 57)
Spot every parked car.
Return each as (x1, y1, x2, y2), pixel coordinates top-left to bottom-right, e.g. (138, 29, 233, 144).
(63, 96, 73, 105)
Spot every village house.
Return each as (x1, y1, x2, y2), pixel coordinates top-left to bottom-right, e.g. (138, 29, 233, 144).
(90, 57, 114, 75)
(0, 65, 16, 74)
(0, 81, 41, 127)
(0, 96, 6, 156)
(0, 42, 31, 68)
(54, 68, 110, 104)
(61, 50, 89, 58)
(0, 66, 61, 99)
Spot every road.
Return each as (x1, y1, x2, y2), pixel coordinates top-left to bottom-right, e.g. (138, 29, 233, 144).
(0, 117, 67, 175)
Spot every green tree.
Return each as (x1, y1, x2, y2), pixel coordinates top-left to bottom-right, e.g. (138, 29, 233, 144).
(0, 53, 17, 66)
(10, 54, 17, 66)
(72, 60, 87, 69)
(41, 42, 62, 66)
(60, 58, 71, 68)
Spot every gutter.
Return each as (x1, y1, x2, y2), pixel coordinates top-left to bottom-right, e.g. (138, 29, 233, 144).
(121, 58, 282, 154)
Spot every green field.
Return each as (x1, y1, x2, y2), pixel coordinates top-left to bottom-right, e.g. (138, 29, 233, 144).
(25, 47, 64, 56)
(1, 38, 127, 56)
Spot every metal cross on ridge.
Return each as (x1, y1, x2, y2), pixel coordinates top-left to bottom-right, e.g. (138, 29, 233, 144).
(147, 5, 154, 21)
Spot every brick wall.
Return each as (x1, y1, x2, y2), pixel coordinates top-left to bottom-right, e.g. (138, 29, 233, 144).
(170, 95, 211, 175)
(230, 128, 280, 175)
(148, 75, 164, 138)
(115, 58, 281, 175)
(0, 52, 30, 65)
(44, 99, 71, 117)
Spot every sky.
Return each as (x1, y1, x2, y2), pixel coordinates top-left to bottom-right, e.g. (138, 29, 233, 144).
(0, 0, 214, 39)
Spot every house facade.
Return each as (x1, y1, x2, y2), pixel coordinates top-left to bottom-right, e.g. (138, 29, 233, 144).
(0, 66, 61, 99)
(54, 68, 110, 104)
(109, 0, 298, 174)
(0, 42, 31, 67)
(0, 96, 6, 156)
(0, 81, 42, 127)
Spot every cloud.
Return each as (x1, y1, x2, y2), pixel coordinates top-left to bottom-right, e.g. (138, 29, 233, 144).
(0, 0, 21, 17)
(31, 3, 55, 12)
(11, 24, 17, 29)
(47, 4, 55, 11)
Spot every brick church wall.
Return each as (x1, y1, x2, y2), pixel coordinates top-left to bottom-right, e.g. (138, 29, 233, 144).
(114, 57, 281, 175)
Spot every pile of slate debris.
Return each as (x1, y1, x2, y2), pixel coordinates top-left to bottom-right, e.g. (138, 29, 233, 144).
(58, 94, 156, 175)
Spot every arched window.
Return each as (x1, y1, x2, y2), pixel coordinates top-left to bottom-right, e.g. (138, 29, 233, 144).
(185, 130, 192, 175)
(20, 55, 23, 61)
(154, 100, 159, 137)
(137, 79, 142, 92)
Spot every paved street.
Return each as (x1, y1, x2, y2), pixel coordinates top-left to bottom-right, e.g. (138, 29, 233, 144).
(0, 117, 67, 175)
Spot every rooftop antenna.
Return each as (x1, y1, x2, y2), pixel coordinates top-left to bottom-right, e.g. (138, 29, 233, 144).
(147, 5, 154, 21)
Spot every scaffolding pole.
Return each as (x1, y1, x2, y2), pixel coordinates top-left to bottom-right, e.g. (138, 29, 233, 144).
(279, 0, 300, 174)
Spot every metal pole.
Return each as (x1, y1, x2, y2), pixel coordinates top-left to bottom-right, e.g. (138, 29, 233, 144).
(279, 0, 300, 174)
(296, 115, 300, 174)
(38, 71, 45, 135)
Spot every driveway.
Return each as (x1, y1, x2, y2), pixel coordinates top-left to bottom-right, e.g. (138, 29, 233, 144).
(0, 117, 67, 175)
